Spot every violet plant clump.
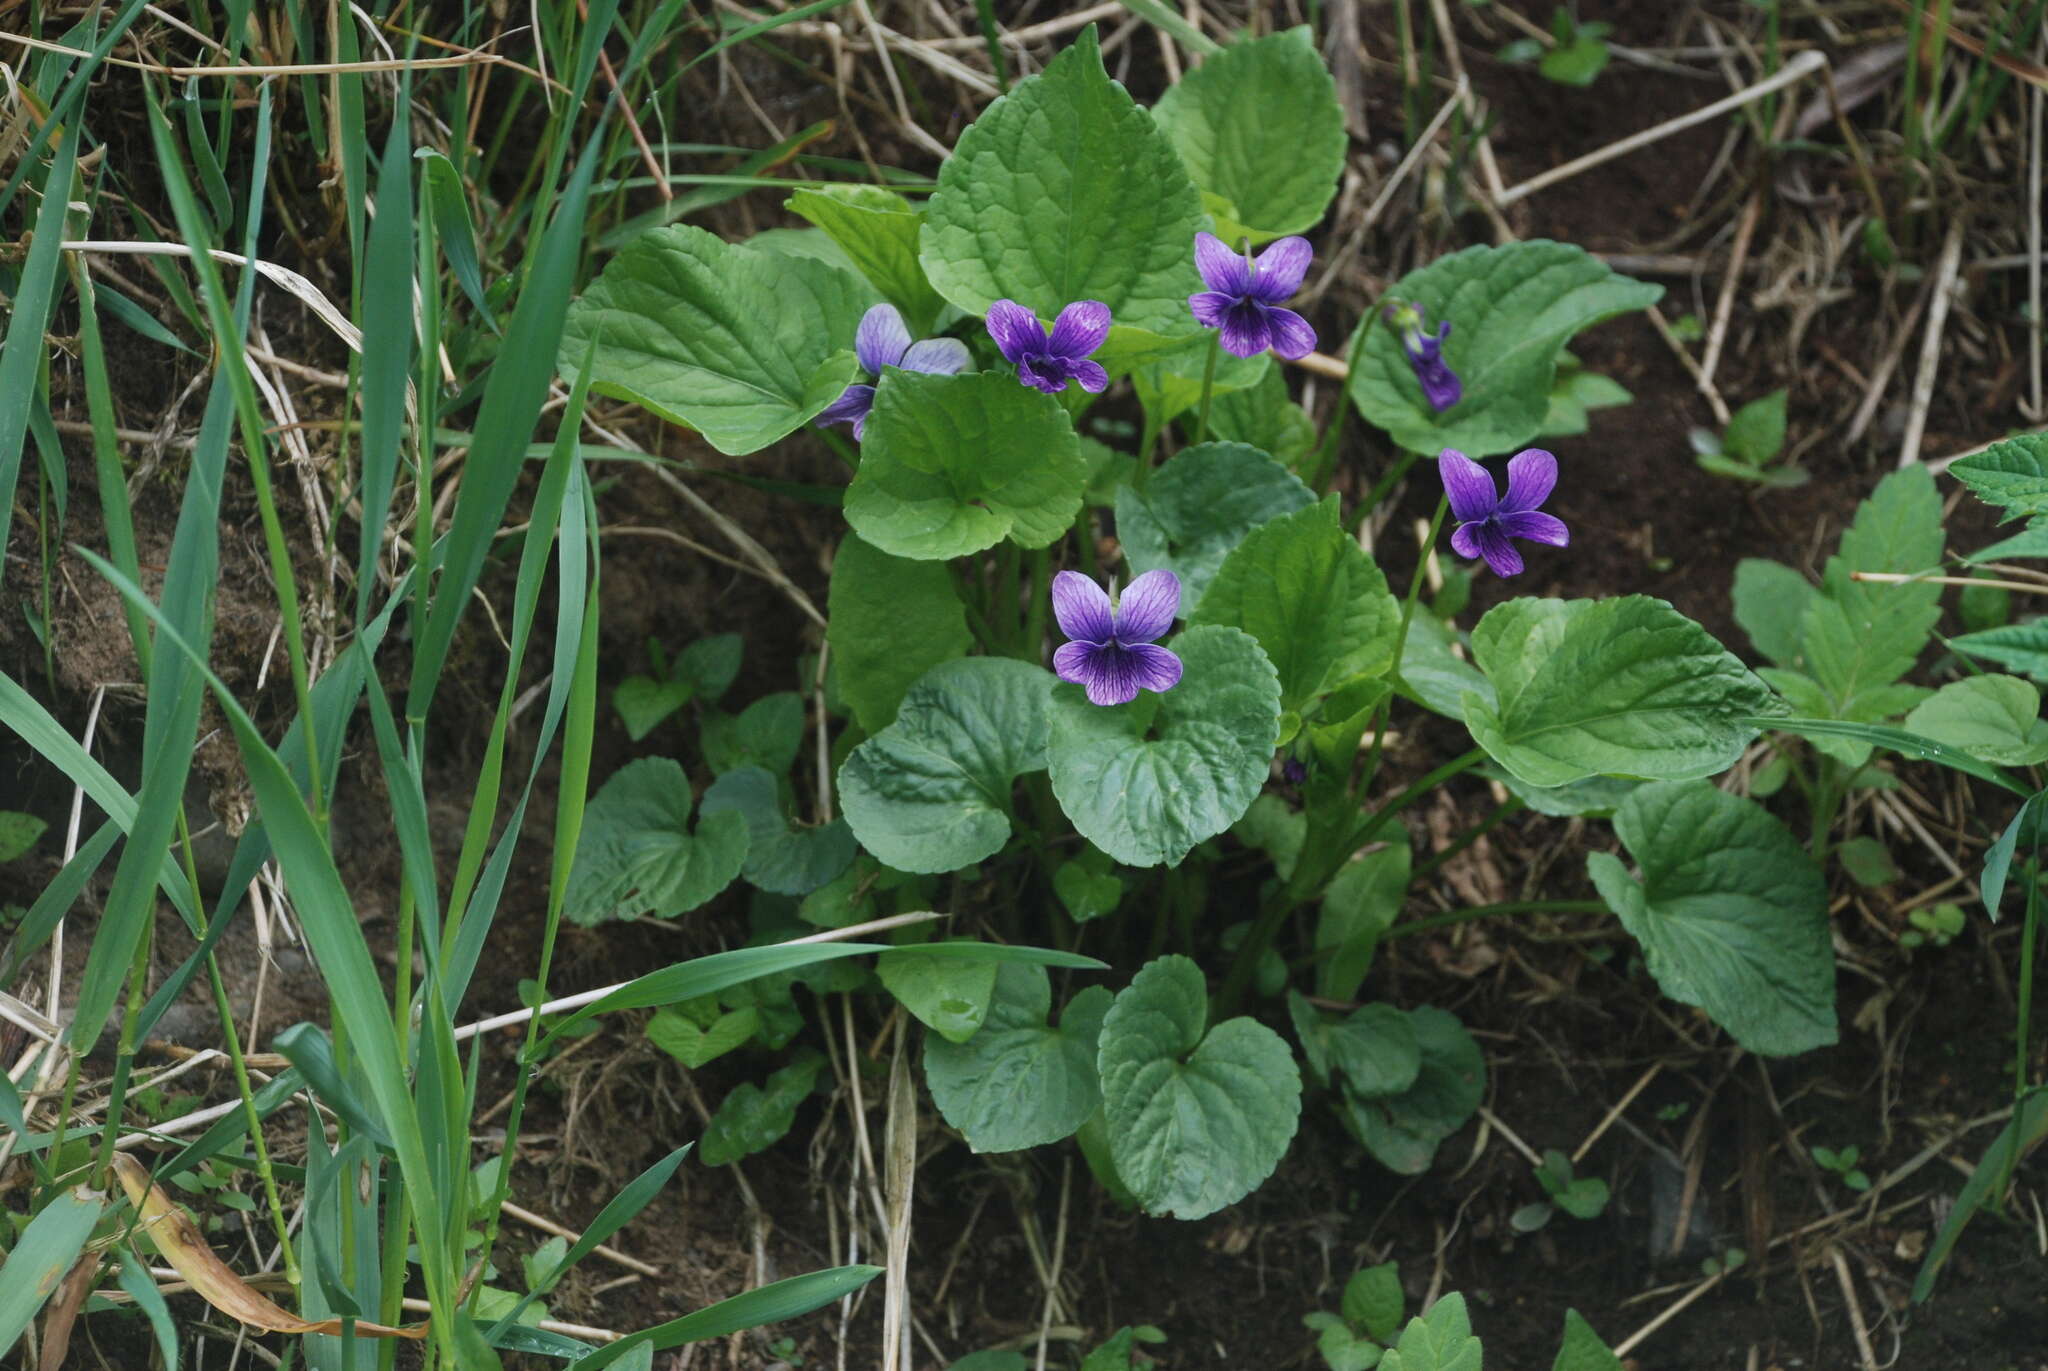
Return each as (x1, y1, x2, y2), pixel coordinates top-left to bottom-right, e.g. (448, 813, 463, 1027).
(1051, 569, 1184, 706)
(816, 302, 970, 439)
(554, 21, 1845, 1256)
(1440, 447, 1570, 577)
(986, 298, 1112, 394)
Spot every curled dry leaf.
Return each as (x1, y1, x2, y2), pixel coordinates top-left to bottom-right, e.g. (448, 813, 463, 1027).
(112, 1154, 428, 1341)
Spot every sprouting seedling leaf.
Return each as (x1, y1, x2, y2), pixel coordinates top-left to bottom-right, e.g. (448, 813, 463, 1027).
(0, 810, 46, 863)
(113, 1153, 428, 1340)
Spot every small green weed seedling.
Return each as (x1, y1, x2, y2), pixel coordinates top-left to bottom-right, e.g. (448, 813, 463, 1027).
(1692, 389, 1805, 486)
(1812, 1143, 1872, 1192)
(1499, 8, 1615, 88)
(1511, 1149, 1612, 1233)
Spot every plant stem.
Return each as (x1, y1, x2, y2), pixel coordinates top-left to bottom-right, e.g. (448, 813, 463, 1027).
(1215, 881, 1298, 1018)
(1022, 547, 1050, 661)
(1411, 796, 1526, 882)
(1192, 333, 1221, 448)
(1359, 495, 1449, 796)
(1307, 381, 1351, 494)
(1347, 448, 1421, 534)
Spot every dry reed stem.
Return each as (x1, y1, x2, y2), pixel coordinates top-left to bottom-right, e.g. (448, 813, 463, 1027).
(1498, 49, 1827, 206)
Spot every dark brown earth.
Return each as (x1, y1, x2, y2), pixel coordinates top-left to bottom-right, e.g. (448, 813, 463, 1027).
(4, 2, 2045, 1369)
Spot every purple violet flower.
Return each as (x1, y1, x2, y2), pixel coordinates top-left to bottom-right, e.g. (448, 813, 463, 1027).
(1187, 232, 1317, 360)
(816, 303, 970, 440)
(1051, 569, 1184, 707)
(986, 300, 1112, 395)
(1387, 302, 1461, 412)
(1441, 448, 1569, 578)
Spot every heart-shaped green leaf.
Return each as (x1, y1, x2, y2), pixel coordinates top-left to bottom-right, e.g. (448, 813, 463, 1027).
(1460, 595, 1776, 786)
(1348, 240, 1661, 457)
(925, 963, 1112, 1152)
(1151, 27, 1346, 243)
(1114, 441, 1314, 614)
(920, 27, 1205, 337)
(564, 759, 749, 925)
(1097, 955, 1301, 1219)
(839, 657, 1055, 873)
(1586, 780, 1833, 1055)
(1905, 675, 2048, 766)
(1048, 626, 1281, 867)
(1192, 498, 1400, 712)
(786, 185, 945, 334)
(827, 533, 974, 732)
(701, 765, 856, 896)
(846, 370, 1086, 559)
(561, 225, 869, 455)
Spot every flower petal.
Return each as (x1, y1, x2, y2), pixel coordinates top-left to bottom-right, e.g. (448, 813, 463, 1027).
(1471, 522, 1525, 578)
(1251, 236, 1312, 300)
(1437, 449, 1499, 524)
(1015, 356, 1061, 393)
(855, 304, 912, 375)
(1125, 642, 1183, 695)
(1449, 521, 1483, 561)
(986, 299, 1045, 364)
(1218, 301, 1273, 358)
(1048, 300, 1112, 359)
(1071, 358, 1110, 393)
(1418, 357, 1462, 412)
(1497, 509, 1569, 548)
(1189, 290, 1236, 328)
(1053, 639, 1101, 686)
(1193, 231, 1251, 295)
(1083, 647, 1143, 707)
(1051, 570, 1115, 642)
(1501, 448, 1558, 513)
(898, 337, 970, 375)
(1264, 307, 1317, 361)
(1114, 568, 1181, 642)
(814, 383, 875, 431)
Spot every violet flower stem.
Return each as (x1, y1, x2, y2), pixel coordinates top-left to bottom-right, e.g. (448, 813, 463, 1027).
(1410, 796, 1527, 883)
(1072, 507, 1100, 582)
(1192, 331, 1221, 448)
(1359, 495, 1449, 798)
(1215, 880, 1297, 1020)
(997, 541, 1022, 656)
(817, 426, 859, 472)
(1134, 409, 1162, 491)
(1022, 547, 1050, 662)
(1347, 447, 1421, 535)
(1307, 380, 1351, 495)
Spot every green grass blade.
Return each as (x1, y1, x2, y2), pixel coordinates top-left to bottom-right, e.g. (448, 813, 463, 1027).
(0, 1187, 104, 1358)
(406, 134, 602, 723)
(1114, 0, 1222, 54)
(1912, 1085, 2048, 1301)
(67, 374, 233, 1047)
(488, 1145, 692, 1338)
(67, 252, 153, 663)
(0, 0, 148, 221)
(1747, 716, 2032, 796)
(0, 115, 80, 586)
(568, 1266, 883, 1371)
(71, 549, 462, 1355)
(354, 87, 417, 624)
(0, 822, 118, 986)
(0, 672, 198, 918)
(417, 149, 495, 329)
(115, 1245, 179, 1369)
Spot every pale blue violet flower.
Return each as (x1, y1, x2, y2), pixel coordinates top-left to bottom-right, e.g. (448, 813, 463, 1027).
(816, 303, 970, 440)
(1188, 232, 1317, 360)
(1052, 569, 1184, 707)
(1387, 301, 1461, 412)
(986, 299, 1112, 395)
(1441, 448, 1568, 578)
